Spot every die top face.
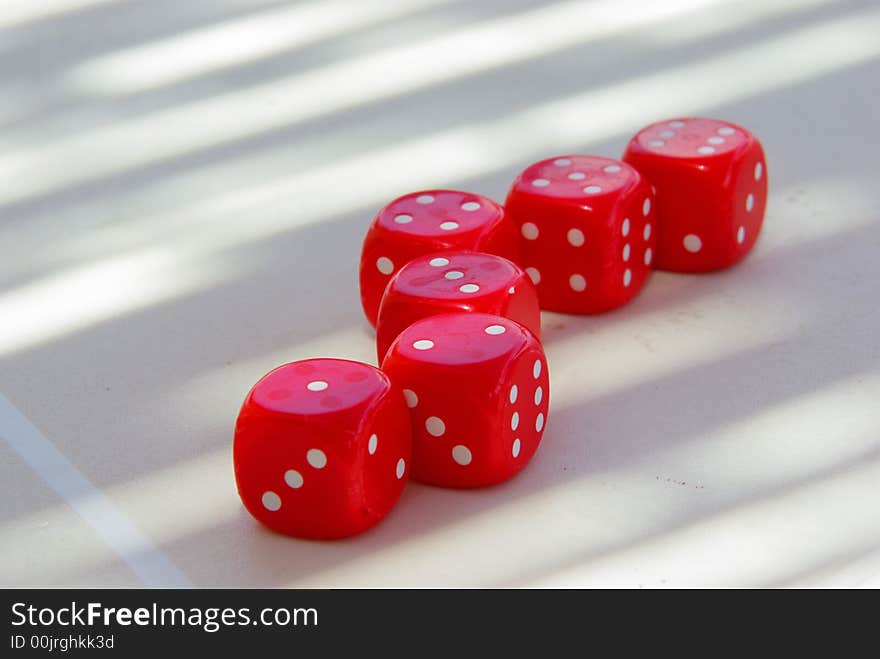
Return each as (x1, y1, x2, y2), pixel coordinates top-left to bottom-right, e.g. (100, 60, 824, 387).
(631, 118, 752, 160)
(250, 359, 388, 416)
(390, 312, 527, 367)
(391, 251, 521, 302)
(510, 155, 640, 201)
(375, 190, 504, 239)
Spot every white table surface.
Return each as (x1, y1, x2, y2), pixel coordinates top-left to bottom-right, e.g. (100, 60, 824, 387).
(1, 0, 879, 588)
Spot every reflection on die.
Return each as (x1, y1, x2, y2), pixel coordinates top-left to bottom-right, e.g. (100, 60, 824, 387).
(233, 359, 412, 539)
(623, 117, 768, 273)
(375, 250, 541, 362)
(358, 190, 520, 327)
(382, 312, 549, 489)
(504, 155, 656, 314)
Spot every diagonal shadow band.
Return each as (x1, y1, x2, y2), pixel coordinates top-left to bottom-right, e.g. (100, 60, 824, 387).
(1, 0, 874, 222)
(2, 212, 878, 585)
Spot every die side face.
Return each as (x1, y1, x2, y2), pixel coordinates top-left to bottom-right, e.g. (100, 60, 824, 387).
(730, 141, 768, 264)
(359, 190, 520, 327)
(622, 118, 768, 272)
(505, 156, 655, 314)
(375, 251, 541, 361)
(234, 359, 411, 539)
(381, 312, 548, 488)
(496, 344, 550, 478)
(360, 388, 413, 520)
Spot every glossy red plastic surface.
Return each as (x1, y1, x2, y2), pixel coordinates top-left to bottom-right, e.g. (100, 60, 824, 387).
(375, 250, 540, 362)
(622, 117, 768, 272)
(359, 190, 520, 327)
(504, 155, 655, 314)
(381, 313, 548, 489)
(233, 359, 411, 539)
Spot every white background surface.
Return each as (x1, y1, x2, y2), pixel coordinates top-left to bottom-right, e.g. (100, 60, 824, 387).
(1, 0, 879, 587)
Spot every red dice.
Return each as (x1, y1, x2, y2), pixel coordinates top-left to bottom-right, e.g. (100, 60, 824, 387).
(375, 250, 541, 362)
(233, 359, 411, 539)
(622, 117, 767, 272)
(359, 190, 520, 327)
(504, 155, 655, 314)
(382, 312, 549, 488)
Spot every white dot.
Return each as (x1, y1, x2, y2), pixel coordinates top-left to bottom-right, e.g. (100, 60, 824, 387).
(307, 448, 327, 469)
(554, 158, 572, 166)
(698, 146, 716, 155)
(459, 283, 480, 294)
(521, 222, 539, 240)
(532, 178, 550, 187)
(261, 491, 281, 511)
(623, 269, 632, 287)
(376, 256, 394, 275)
(604, 164, 622, 173)
(649, 139, 665, 148)
(368, 434, 378, 455)
(718, 126, 735, 136)
(567, 228, 585, 247)
(683, 234, 702, 252)
(452, 445, 472, 466)
(306, 380, 328, 392)
(444, 270, 464, 280)
(622, 218, 631, 236)
(569, 274, 586, 292)
(485, 324, 506, 335)
(746, 193, 755, 212)
(535, 413, 545, 432)
(396, 458, 406, 479)
(755, 162, 763, 181)
(460, 201, 480, 211)
(643, 223, 652, 240)
(670, 120, 685, 128)
(533, 359, 542, 379)
(413, 339, 434, 350)
(426, 416, 446, 437)
(439, 221, 459, 231)
(583, 185, 602, 195)
(644, 248, 653, 265)
(659, 130, 675, 138)
(394, 213, 413, 224)
(568, 172, 586, 180)
(508, 286, 515, 294)
(416, 194, 435, 204)
(526, 267, 541, 284)
(403, 389, 418, 408)
(511, 412, 520, 431)
(622, 244, 631, 261)
(707, 136, 725, 145)
(534, 386, 543, 406)
(509, 384, 518, 404)
(284, 470, 303, 489)
(512, 439, 521, 458)
(737, 226, 746, 244)
(429, 257, 449, 267)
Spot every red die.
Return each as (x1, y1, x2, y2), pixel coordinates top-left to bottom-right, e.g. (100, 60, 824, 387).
(233, 359, 411, 539)
(504, 155, 655, 314)
(622, 117, 768, 272)
(359, 190, 520, 327)
(382, 312, 549, 488)
(375, 250, 541, 362)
